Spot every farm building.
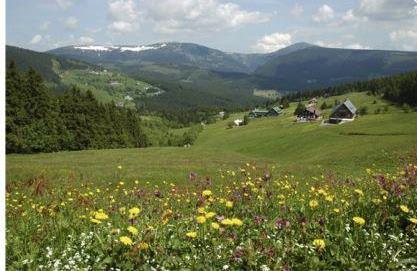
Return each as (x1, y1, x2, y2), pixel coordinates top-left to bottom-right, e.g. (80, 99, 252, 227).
(267, 106, 283, 116)
(249, 107, 282, 118)
(297, 106, 322, 122)
(249, 109, 269, 118)
(329, 98, 357, 124)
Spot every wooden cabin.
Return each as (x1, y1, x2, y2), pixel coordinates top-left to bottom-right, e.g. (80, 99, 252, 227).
(249, 107, 282, 118)
(249, 109, 269, 118)
(329, 99, 357, 124)
(266, 106, 283, 117)
(297, 106, 321, 122)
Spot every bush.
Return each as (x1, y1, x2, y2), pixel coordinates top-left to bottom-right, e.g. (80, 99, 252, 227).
(320, 101, 330, 110)
(358, 106, 368, 115)
(402, 103, 411, 113)
(294, 102, 306, 116)
(243, 115, 250, 126)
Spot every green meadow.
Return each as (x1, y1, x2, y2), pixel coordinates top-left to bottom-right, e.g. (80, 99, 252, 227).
(6, 92, 417, 185)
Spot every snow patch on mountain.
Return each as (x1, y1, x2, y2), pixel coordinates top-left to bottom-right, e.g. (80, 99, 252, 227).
(119, 44, 167, 52)
(73, 44, 167, 52)
(73, 45, 114, 51)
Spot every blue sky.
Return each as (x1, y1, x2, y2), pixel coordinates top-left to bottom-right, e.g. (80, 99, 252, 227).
(6, 0, 417, 53)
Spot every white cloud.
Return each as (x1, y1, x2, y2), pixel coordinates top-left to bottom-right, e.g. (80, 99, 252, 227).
(390, 29, 417, 50)
(107, 0, 140, 33)
(29, 34, 42, 45)
(291, 3, 304, 17)
(312, 4, 334, 23)
(77, 36, 95, 45)
(141, 0, 269, 34)
(253, 32, 292, 53)
(355, 0, 416, 21)
(56, 0, 74, 10)
(65, 16, 78, 30)
(40, 21, 50, 31)
(342, 9, 368, 23)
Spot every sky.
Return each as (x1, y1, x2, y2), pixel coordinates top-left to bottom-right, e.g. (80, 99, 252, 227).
(6, 0, 417, 53)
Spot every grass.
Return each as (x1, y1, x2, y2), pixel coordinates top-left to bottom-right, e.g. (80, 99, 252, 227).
(6, 92, 417, 184)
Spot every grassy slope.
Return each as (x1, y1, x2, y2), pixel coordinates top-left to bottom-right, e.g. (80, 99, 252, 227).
(60, 69, 163, 107)
(6, 92, 417, 184)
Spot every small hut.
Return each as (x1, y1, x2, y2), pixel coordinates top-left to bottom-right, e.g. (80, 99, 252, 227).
(249, 109, 269, 118)
(266, 106, 282, 116)
(329, 98, 357, 124)
(297, 106, 321, 122)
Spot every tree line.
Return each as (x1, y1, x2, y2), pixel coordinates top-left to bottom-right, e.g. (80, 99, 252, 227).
(6, 62, 148, 154)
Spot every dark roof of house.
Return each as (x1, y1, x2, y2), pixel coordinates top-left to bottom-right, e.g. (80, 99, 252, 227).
(332, 98, 357, 114)
(305, 106, 321, 116)
(268, 106, 282, 114)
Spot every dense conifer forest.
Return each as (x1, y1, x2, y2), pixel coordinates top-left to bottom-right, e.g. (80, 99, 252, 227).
(6, 62, 148, 153)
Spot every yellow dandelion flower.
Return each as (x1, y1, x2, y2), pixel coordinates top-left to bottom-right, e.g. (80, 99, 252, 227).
(138, 242, 149, 250)
(226, 201, 234, 208)
(313, 239, 326, 250)
(231, 218, 243, 226)
(196, 216, 206, 224)
(400, 205, 410, 213)
(90, 218, 102, 224)
(325, 195, 334, 202)
(202, 190, 212, 197)
(211, 222, 220, 230)
(127, 226, 138, 235)
(119, 236, 133, 246)
(221, 218, 233, 226)
(94, 211, 109, 220)
(129, 207, 141, 218)
(353, 216, 365, 226)
(186, 231, 197, 238)
(117, 165, 122, 170)
(309, 200, 319, 209)
(197, 207, 206, 214)
(333, 208, 340, 213)
(409, 218, 417, 225)
(205, 212, 216, 219)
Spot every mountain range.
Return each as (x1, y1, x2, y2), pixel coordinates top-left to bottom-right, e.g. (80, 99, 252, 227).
(48, 42, 417, 90)
(6, 42, 417, 110)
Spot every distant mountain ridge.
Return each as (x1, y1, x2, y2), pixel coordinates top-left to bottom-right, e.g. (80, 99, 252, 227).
(47, 42, 315, 74)
(47, 42, 417, 91)
(254, 46, 417, 90)
(7, 42, 417, 110)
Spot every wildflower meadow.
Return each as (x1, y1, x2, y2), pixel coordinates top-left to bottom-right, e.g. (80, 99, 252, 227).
(6, 160, 417, 270)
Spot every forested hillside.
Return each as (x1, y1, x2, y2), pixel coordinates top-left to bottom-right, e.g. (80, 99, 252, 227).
(6, 45, 91, 82)
(282, 70, 417, 106)
(254, 46, 417, 90)
(6, 61, 148, 153)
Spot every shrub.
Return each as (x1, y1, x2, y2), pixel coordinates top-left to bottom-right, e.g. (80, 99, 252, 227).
(358, 106, 368, 116)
